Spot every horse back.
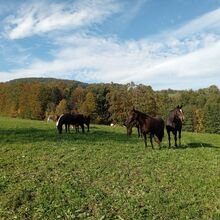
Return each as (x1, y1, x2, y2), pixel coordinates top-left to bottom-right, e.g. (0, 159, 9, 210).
(71, 114, 84, 125)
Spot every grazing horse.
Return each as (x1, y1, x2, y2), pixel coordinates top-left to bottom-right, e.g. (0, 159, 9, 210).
(124, 120, 141, 138)
(75, 115, 90, 133)
(166, 105, 184, 147)
(56, 113, 85, 134)
(126, 108, 164, 148)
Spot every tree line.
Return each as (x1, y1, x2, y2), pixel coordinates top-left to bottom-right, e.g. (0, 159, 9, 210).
(0, 78, 219, 134)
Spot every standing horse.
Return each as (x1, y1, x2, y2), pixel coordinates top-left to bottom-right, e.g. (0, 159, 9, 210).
(126, 108, 164, 148)
(56, 113, 85, 134)
(166, 105, 184, 147)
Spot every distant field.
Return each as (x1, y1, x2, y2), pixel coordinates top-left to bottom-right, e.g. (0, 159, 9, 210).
(0, 117, 220, 219)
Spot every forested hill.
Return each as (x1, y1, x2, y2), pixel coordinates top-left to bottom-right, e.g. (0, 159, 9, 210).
(0, 77, 220, 133)
(6, 77, 88, 87)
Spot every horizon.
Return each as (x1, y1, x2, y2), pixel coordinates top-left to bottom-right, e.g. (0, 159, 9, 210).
(3, 76, 220, 92)
(0, 0, 220, 90)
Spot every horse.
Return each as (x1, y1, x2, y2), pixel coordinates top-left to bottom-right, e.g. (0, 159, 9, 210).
(56, 113, 85, 134)
(126, 108, 164, 148)
(166, 105, 184, 147)
(83, 115, 90, 132)
(124, 120, 141, 138)
(75, 114, 90, 133)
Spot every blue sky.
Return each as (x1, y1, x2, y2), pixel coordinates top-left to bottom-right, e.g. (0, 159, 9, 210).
(0, 0, 220, 90)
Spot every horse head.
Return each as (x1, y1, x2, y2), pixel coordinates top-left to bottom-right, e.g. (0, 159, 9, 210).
(126, 108, 139, 136)
(175, 105, 184, 123)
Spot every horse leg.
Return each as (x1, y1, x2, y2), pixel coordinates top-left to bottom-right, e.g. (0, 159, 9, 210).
(154, 136, 161, 149)
(81, 124, 85, 133)
(178, 129, 182, 147)
(65, 124, 68, 133)
(75, 124, 79, 133)
(167, 128, 171, 147)
(87, 124, 89, 132)
(137, 125, 140, 138)
(150, 134, 154, 149)
(173, 130, 177, 147)
(143, 133, 147, 148)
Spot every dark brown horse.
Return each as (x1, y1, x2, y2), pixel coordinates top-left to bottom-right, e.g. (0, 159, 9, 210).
(124, 120, 141, 137)
(166, 105, 184, 147)
(56, 113, 85, 134)
(126, 108, 164, 148)
(75, 115, 91, 132)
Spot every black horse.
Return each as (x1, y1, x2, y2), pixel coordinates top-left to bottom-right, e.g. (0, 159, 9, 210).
(126, 108, 164, 148)
(166, 105, 184, 147)
(75, 115, 90, 133)
(56, 113, 85, 134)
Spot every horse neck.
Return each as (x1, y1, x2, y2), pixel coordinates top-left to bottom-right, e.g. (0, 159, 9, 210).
(168, 110, 176, 121)
(136, 112, 148, 126)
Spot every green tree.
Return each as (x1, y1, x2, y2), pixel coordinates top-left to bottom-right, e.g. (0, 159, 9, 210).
(107, 84, 132, 124)
(55, 99, 69, 116)
(193, 108, 204, 133)
(71, 86, 84, 112)
(80, 92, 97, 121)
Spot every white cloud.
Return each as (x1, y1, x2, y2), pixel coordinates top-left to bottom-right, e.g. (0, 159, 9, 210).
(173, 7, 220, 37)
(2, 34, 220, 89)
(1, 2, 220, 90)
(5, 0, 121, 39)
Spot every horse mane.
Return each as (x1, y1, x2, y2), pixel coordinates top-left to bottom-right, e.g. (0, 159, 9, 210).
(134, 109, 152, 119)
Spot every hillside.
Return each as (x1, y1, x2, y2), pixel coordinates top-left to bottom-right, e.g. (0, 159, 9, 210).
(5, 77, 88, 88)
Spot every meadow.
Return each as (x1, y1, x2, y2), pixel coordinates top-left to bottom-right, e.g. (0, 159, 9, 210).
(0, 117, 220, 220)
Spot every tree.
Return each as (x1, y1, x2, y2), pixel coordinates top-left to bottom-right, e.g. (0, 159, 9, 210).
(55, 99, 69, 116)
(107, 84, 132, 124)
(193, 108, 204, 133)
(93, 85, 110, 124)
(17, 83, 43, 119)
(51, 87, 63, 106)
(71, 86, 84, 112)
(80, 92, 97, 121)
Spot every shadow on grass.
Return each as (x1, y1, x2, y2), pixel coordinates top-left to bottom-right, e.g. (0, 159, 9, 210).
(1, 126, 218, 150)
(0, 126, 137, 145)
(176, 142, 219, 149)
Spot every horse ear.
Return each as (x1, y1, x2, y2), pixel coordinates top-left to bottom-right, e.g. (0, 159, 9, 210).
(180, 105, 183, 109)
(177, 105, 180, 108)
(132, 106, 135, 111)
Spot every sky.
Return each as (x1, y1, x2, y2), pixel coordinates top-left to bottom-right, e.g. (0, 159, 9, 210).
(0, 0, 220, 90)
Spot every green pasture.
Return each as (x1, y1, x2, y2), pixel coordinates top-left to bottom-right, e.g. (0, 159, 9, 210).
(0, 117, 220, 219)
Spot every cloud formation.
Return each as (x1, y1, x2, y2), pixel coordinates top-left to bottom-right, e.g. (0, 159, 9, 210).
(173, 7, 220, 38)
(5, 0, 121, 39)
(1, 0, 220, 89)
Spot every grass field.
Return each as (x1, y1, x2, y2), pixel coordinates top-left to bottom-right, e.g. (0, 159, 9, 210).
(0, 117, 220, 219)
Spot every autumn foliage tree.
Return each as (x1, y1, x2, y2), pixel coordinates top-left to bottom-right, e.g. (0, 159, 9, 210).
(71, 86, 84, 112)
(80, 91, 97, 117)
(0, 79, 219, 133)
(55, 99, 69, 116)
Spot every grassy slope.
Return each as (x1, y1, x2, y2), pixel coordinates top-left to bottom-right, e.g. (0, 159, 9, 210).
(0, 117, 220, 219)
